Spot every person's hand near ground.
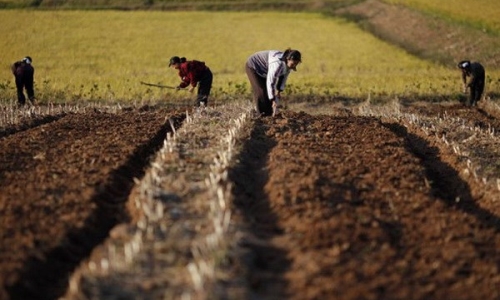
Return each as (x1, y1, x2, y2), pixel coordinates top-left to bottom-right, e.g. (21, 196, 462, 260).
(272, 98, 279, 117)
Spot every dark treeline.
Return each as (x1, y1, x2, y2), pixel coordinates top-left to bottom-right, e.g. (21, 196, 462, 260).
(0, 0, 363, 11)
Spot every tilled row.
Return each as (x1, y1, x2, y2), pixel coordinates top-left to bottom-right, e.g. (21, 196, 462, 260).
(3, 102, 500, 300)
(401, 102, 500, 198)
(64, 104, 253, 299)
(0, 108, 178, 300)
(229, 110, 500, 300)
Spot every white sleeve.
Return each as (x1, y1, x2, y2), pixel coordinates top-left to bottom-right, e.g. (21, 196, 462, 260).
(266, 62, 284, 99)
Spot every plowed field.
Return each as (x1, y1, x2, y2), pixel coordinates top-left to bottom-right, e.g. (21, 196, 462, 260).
(1, 101, 500, 299)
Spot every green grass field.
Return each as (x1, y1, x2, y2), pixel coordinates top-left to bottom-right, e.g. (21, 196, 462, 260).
(0, 10, 497, 104)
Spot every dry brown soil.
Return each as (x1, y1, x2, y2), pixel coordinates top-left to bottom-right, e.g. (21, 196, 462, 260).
(0, 106, 184, 300)
(0, 101, 500, 299)
(228, 103, 500, 300)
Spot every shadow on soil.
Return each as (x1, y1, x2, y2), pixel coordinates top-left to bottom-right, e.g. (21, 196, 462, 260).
(385, 121, 500, 232)
(0, 114, 65, 139)
(228, 118, 290, 299)
(6, 115, 185, 300)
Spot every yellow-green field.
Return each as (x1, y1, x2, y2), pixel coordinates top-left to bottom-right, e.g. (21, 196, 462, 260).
(384, 0, 500, 34)
(0, 10, 498, 104)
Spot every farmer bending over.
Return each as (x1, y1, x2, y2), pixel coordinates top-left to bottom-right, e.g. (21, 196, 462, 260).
(458, 60, 485, 107)
(11, 56, 36, 107)
(245, 48, 301, 117)
(169, 56, 213, 107)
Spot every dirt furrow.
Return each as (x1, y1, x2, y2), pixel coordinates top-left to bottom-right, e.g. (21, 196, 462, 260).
(0, 108, 182, 300)
(0, 114, 65, 140)
(63, 104, 253, 300)
(2, 102, 500, 299)
(231, 110, 500, 300)
(399, 101, 500, 204)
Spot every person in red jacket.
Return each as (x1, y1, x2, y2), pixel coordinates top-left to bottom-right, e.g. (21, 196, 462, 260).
(11, 56, 36, 106)
(169, 56, 213, 107)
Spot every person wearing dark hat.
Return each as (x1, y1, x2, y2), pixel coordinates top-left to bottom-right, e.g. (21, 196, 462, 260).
(11, 56, 36, 106)
(245, 48, 301, 117)
(169, 56, 213, 107)
(457, 60, 485, 106)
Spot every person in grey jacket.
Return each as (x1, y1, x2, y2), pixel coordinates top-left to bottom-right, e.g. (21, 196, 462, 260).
(245, 48, 301, 117)
(458, 60, 485, 107)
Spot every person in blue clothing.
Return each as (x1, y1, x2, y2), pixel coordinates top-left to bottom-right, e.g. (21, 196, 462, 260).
(245, 48, 301, 117)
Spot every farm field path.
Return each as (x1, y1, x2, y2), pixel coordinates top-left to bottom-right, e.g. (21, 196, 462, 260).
(1, 101, 500, 299)
(336, 0, 500, 68)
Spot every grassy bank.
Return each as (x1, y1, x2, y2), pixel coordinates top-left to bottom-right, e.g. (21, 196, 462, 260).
(383, 0, 500, 35)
